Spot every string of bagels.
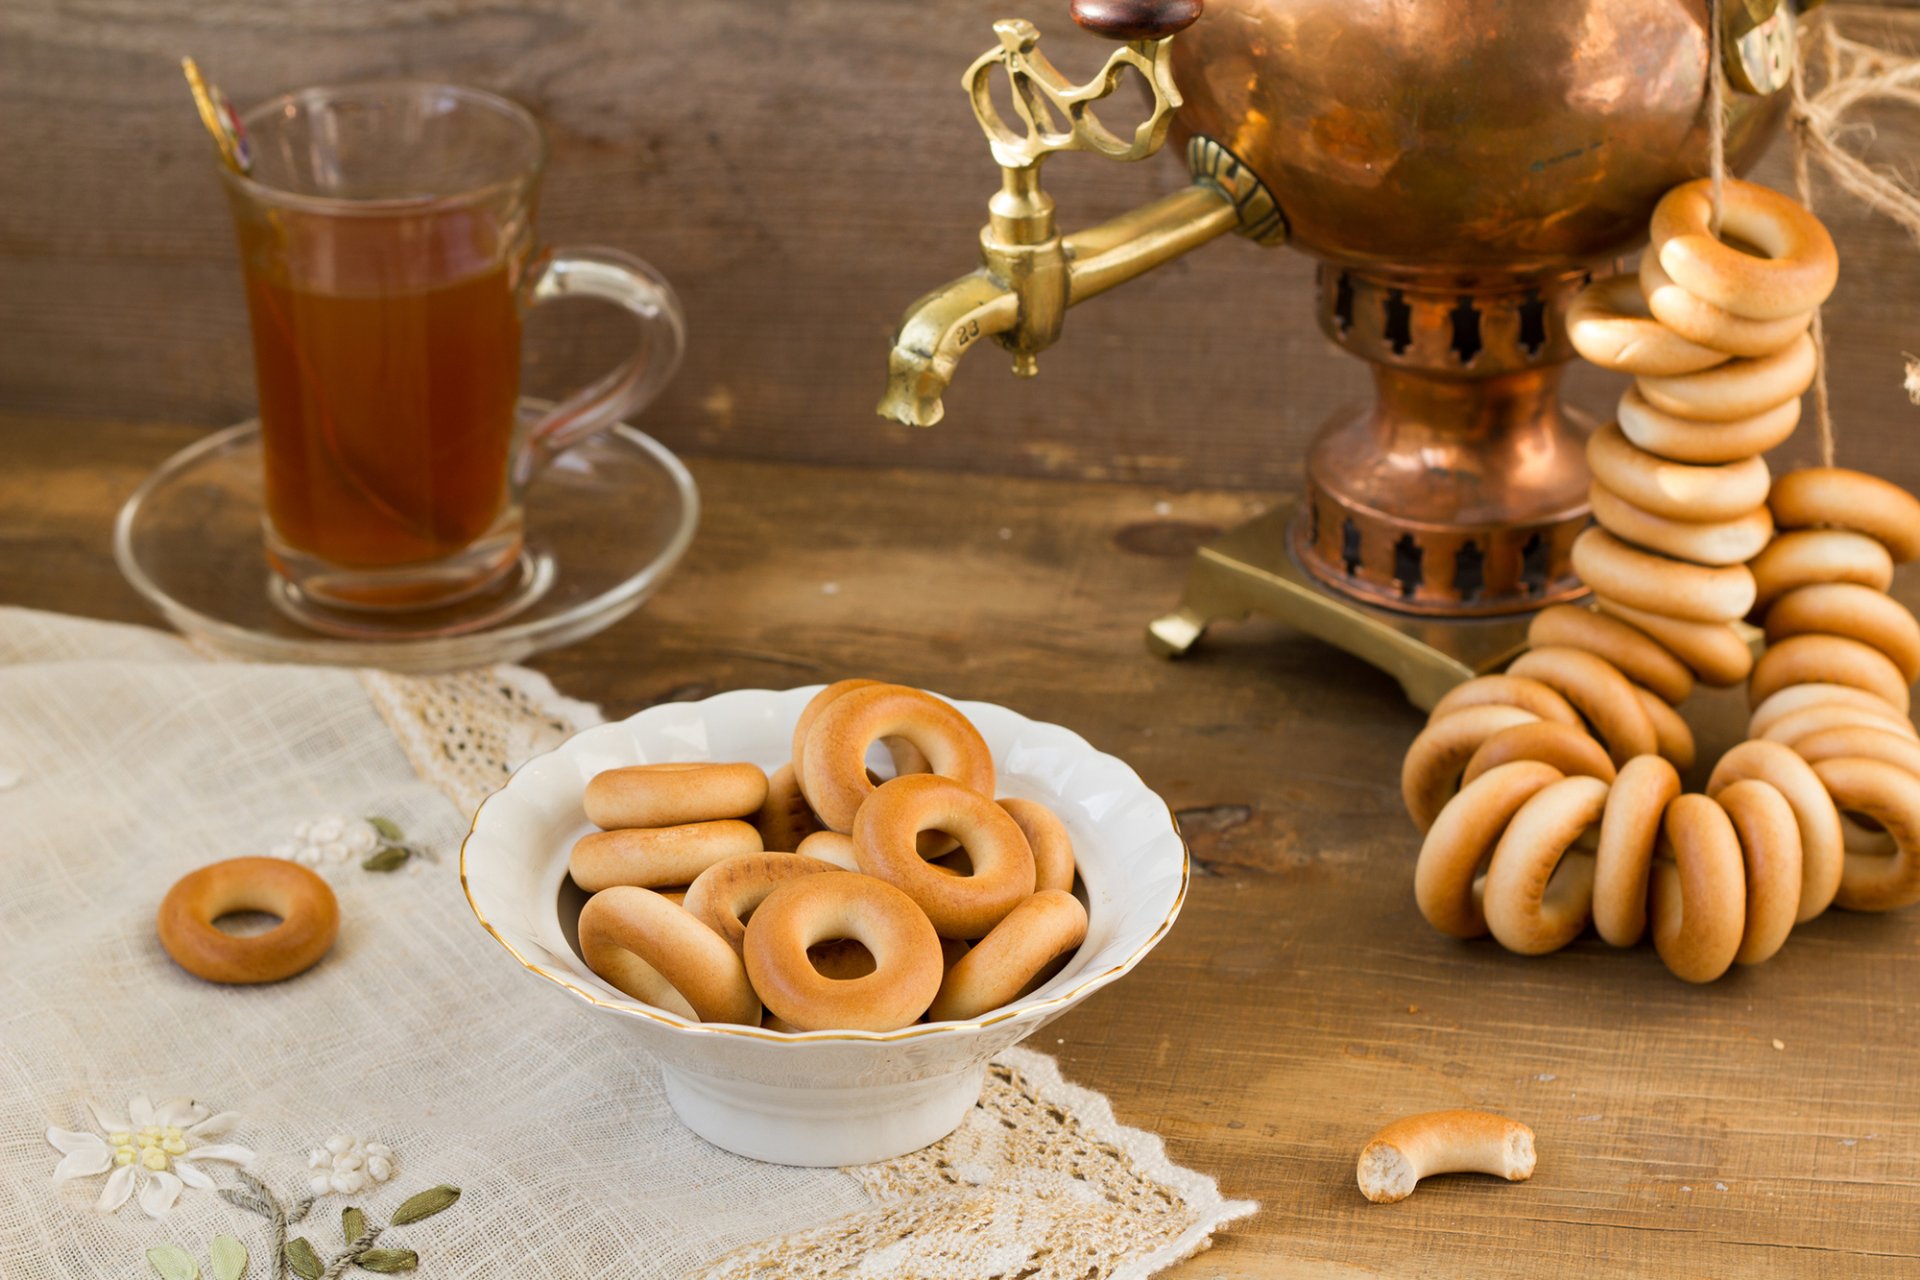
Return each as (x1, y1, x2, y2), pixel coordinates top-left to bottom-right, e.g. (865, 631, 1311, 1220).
(1401, 7, 1920, 982)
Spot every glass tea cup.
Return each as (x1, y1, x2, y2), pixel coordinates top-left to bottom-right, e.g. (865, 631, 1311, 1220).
(221, 81, 684, 635)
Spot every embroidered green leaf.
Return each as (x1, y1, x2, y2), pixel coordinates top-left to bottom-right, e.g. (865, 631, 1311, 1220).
(361, 846, 411, 872)
(342, 1206, 367, 1245)
(209, 1235, 248, 1280)
(283, 1237, 322, 1280)
(388, 1184, 460, 1225)
(354, 1249, 418, 1273)
(368, 817, 405, 843)
(145, 1244, 200, 1280)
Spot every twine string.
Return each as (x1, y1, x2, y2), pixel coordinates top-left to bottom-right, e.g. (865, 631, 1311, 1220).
(1708, 0, 1729, 236)
(1784, 15, 1920, 461)
(1789, 21, 1838, 467)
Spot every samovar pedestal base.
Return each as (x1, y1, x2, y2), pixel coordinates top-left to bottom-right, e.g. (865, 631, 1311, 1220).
(1145, 496, 1542, 710)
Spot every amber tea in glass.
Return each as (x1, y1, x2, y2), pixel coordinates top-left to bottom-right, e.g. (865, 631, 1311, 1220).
(223, 82, 683, 632)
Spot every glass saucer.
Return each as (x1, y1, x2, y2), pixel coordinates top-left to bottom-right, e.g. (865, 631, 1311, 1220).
(114, 402, 698, 672)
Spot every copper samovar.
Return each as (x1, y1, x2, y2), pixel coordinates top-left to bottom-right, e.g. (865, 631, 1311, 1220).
(878, 0, 1800, 706)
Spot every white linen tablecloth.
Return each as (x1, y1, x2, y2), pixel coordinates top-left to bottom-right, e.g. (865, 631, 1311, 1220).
(0, 607, 1251, 1279)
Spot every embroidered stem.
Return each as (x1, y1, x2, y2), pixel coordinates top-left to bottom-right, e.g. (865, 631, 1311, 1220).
(221, 1171, 311, 1280)
(319, 1226, 384, 1280)
(222, 1172, 459, 1279)
(278, 1197, 313, 1280)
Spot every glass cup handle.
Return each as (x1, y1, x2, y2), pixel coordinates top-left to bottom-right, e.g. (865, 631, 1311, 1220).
(515, 246, 686, 485)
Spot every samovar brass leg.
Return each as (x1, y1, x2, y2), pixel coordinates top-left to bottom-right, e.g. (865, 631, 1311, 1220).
(1146, 497, 1539, 711)
(1145, 555, 1258, 659)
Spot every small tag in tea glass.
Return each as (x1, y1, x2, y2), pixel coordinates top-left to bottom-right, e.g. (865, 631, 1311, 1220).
(217, 82, 684, 635)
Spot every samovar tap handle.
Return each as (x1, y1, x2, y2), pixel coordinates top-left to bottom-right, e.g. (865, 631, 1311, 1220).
(963, 9, 1186, 171)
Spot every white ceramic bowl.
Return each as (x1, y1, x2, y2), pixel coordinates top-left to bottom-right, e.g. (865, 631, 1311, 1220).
(461, 686, 1188, 1166)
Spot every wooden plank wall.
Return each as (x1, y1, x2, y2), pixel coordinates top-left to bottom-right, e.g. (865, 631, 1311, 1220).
(4, 1, 1920, 494)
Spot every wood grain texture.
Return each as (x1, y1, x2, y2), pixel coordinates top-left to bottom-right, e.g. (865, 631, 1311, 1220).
(6, 410, 1920, 1278)
(6, 3, 1920, 496)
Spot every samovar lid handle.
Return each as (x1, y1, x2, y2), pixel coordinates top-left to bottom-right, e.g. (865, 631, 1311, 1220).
(1069, 0, 1202, 40)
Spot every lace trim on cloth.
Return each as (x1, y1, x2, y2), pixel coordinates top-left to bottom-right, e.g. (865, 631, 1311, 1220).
(696, 1049, 1257, 1280)
(357, 666, 602, 818)
(361, 661, 1257, 1277)
(698, 1051, 1251, 1280)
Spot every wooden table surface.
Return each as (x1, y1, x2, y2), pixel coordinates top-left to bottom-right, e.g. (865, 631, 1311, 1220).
(5, 411, 1918, 1279)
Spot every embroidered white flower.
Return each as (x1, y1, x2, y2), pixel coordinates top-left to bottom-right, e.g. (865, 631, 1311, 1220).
(46, 1096, 253, 1217)
(0, 765, 22, 790)
(272, 815, 381, 867)
(305, 1133, 395, 1196)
